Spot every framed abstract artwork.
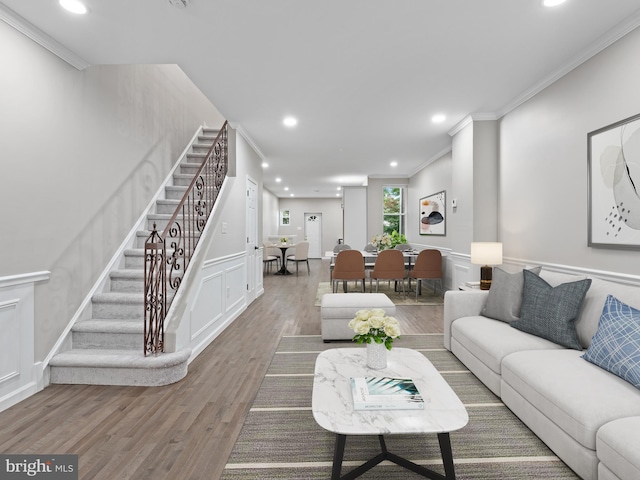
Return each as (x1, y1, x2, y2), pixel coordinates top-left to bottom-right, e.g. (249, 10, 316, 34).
(419, 190, 446, 236)
(588, 113, 640, 248)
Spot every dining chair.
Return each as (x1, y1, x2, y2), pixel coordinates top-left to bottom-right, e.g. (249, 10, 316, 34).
(363, 243, 378, 253)
(286, 241, 310, 275)
(331, 250, 366, 293)
(263, 242, 279, 273)
(370, 249, 407, 297)
(333, 244, 351, 253)
(408, 249, 443, 300)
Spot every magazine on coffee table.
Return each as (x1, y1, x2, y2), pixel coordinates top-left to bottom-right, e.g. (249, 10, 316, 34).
(350, 377, 424, 410)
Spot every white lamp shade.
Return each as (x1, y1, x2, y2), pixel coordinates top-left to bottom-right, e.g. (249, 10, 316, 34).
(470, 242, 503, 266)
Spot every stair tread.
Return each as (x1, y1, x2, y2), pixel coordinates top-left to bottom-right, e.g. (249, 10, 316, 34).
(92, 292, 144, 304)
(50, 348, 191, 368)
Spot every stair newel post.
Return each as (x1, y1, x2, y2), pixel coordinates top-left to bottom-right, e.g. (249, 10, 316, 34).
(144, 223, 166, 356)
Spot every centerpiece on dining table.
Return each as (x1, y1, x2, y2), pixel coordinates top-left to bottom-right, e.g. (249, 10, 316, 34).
(348, 309, 401, 369)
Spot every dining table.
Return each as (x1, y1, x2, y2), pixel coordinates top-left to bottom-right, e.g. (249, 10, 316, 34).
(329, 250, 418, 280)
(274, 243, 296, 275)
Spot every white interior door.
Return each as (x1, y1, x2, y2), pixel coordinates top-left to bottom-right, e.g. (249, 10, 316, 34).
(246, 177, 258, 301)
(304, 213, 322, 258)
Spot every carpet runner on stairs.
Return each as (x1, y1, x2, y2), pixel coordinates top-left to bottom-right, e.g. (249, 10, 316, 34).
(48, 127, 219, 386)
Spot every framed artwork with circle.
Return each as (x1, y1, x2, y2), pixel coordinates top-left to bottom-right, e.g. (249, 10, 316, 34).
(419, 190, 446, 236)
(588, 113, 640, 248)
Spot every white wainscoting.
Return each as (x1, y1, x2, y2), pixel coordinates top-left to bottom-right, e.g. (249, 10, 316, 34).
(437, 252, 640, 292)
(179, 252, 249, 361)
(0, 271, 50, 413)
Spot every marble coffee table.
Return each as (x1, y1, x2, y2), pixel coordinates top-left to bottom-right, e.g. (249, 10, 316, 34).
(312, 348, 468, 480)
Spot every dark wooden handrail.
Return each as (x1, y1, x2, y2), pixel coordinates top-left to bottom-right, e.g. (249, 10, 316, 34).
(144, 122, 228, 355)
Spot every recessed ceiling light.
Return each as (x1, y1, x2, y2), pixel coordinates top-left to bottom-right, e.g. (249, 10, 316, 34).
(337, 187, 341, 191)
(543, 0, 566, 6)
(290, 193, 295, 197)
(390, 161, 398, 167)
(432, 114, 446, 123)
(261, 162, 268, 168)
(59, 0, 88, 14)
(275, 177, 282, 183)
(336, 193, 340, 197)
(283, 116, 298, 127)
(284, 187, 289, 191)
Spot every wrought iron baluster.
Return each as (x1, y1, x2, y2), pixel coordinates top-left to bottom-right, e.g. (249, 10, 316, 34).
(143, 122, 228, 355)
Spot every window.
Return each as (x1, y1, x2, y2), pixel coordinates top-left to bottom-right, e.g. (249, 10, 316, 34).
(383, 186, 405, 235)
(280, 209, 290, 226)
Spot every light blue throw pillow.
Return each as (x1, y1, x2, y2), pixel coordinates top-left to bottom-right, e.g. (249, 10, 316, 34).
(582, 295, 640, 389)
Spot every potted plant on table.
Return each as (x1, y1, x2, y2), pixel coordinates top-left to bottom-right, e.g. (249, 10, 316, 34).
(348, 309, 401, 369)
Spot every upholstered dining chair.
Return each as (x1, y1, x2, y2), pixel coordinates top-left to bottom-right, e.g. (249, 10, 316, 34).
(408, 249, 442, 300)
(263, 242, 279, 273)
(331, 250, 366, 293)
(333, 244, 351, 253)
(370, 249, 407, 297)
(286, 241, 310, 275)
(363, 243, 378, 253)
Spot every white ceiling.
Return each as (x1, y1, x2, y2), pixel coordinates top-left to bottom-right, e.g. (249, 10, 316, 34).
(2, 0, 640, 198)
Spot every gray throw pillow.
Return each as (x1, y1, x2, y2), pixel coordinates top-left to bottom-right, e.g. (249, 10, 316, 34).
(482, 266, 542, 322)
(511, 270, 592, 350)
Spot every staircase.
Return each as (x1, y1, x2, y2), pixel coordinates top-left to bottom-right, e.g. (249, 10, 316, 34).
(49, 127, 222, 386)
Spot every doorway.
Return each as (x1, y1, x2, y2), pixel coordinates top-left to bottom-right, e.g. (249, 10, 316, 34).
(304, 212, 323, 258)
(246, 177, 259, 300)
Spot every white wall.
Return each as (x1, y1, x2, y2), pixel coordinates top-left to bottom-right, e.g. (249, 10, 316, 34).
(204, 132, 264, 259)
(410, 25, 640, 285)
(343, 187, 368, 250)
(407, 152, 453, 249)
(277, 197, 343, 253)
(450, 123, 475, 255)
(500, 25, 640, 275)
(0, 20, 225, 360)
(262, 188, 279, 244)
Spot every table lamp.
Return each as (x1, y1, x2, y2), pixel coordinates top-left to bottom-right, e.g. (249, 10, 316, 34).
(470, 242, 503, 290)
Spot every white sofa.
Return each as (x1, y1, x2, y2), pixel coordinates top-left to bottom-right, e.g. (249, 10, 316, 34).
(444, 270, 640, 480)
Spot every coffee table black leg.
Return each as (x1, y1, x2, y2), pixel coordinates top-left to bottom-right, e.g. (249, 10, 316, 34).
(438, 433, 456, 480)
(332, 434, 347, 480)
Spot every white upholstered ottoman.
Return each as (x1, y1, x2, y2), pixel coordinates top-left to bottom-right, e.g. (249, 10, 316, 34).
(320, 293, 396, 341)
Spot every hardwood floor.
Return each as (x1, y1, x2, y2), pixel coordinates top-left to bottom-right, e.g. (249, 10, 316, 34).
(0, 258, 443, 479)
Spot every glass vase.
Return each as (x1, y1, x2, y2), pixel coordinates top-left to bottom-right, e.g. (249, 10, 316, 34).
(366, 342, 388, 369)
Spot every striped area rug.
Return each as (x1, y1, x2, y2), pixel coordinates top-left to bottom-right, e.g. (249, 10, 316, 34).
(221, 335, 579, 479)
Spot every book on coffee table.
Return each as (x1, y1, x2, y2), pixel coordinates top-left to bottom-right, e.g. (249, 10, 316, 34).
(350, 377, 424, 410)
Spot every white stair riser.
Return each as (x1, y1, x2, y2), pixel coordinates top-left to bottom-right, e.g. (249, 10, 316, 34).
(50, 363, 188, 386)
(173, 175, 194, 187)
(165, 187, 187, 200)
(92, 301, 143, 320)
(124, 252, 144, 269)
(156, 202, 180, 215)
(110, 276, 144, 293)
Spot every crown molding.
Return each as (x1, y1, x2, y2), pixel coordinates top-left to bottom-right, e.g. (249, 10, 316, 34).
(448, 113, 499, 137)
(228, 122, 266, 161)
(0, 3, 89, 70)
(409, 145, 452, 177)
(497, 9, 640, 117)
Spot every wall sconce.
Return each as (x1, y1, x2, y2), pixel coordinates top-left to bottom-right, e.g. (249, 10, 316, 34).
(470, 242, 503, 290)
